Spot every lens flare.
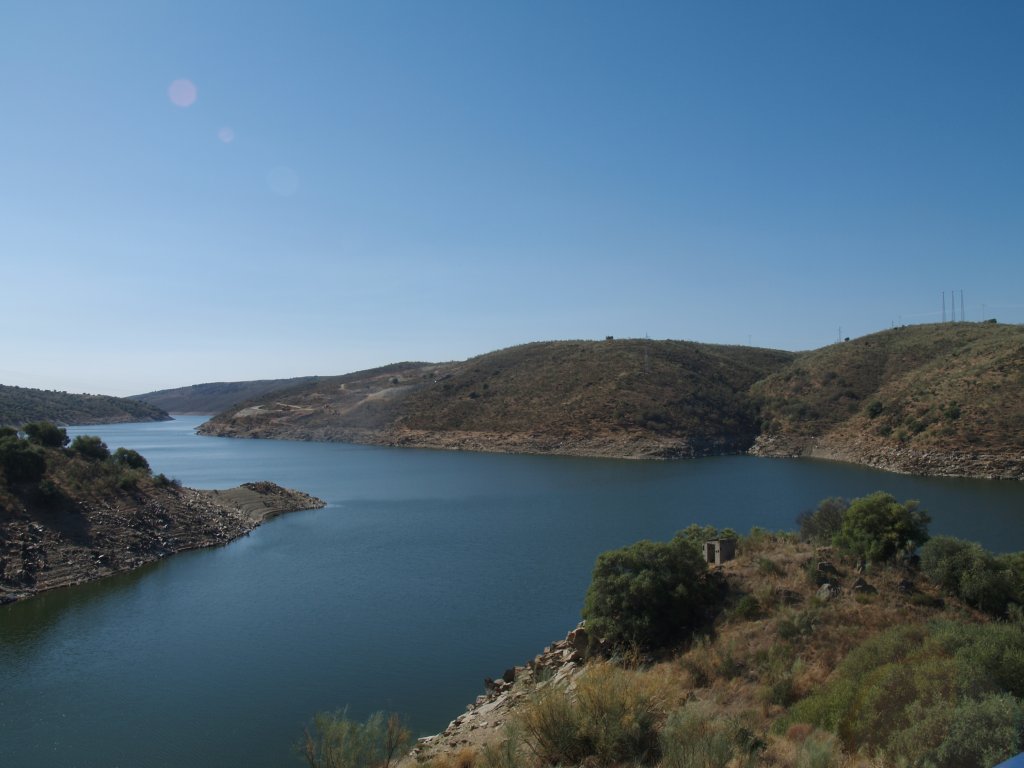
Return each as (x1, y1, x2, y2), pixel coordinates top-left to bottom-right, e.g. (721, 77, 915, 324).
(218, 127, 235, 143)
(168, 79, 197, 107)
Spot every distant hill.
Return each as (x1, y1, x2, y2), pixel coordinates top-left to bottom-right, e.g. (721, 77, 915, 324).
(750, 322, 1024, 478)
(131, 377, 319, 414)
(198, 341, 796, 459)
(196, 325, 1024, 479)
(0, 385, 170, 427)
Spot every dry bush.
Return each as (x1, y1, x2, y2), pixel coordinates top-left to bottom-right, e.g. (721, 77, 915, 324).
(515, 661, 674, 766)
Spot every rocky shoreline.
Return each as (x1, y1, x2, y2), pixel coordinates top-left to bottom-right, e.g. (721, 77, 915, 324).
(0, 481, 325, 604)
(200, 420, 1024, 481)
(405, 625, 595, 766)
(749, 434, 1024, 481)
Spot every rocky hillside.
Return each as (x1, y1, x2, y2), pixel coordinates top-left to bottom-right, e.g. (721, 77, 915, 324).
(199, 326, 1024, 478)
(198, 341, 795, 459)
(0, 384, 170, 427)
(131, 376, 319, 414)
(751, 322, 1024, 478)
(0, 430, 324, 603)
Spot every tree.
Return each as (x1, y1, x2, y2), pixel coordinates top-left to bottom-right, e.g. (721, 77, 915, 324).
(797, 497, 848, 543)
(582, 532, 718, 650)
(22, 421, 69, 448)
(833, 491, 929, 562)
(69, 434, 110, 461)
(112, 447, 150, 472)
(921, 536, 1016, 616)
(0, 435, 46, 483)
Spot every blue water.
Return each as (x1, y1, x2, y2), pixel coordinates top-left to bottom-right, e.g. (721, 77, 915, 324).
(2, 417, 1022, 767)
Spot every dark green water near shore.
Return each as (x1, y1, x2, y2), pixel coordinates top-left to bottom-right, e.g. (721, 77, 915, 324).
(3, 416, 1023, 767)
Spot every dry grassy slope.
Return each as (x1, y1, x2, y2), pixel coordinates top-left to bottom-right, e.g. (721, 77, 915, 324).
(406, 535, 984, 768)
(751, 323, 1024, 476)
(199, 341, 796, 457)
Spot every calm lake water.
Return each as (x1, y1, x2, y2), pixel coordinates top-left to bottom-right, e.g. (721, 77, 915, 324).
(3, 417, 1023, 767)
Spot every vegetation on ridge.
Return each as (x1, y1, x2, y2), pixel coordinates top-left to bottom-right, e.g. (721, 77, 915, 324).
(198, 323, 1024, 478)
(0, 383, 170, 427)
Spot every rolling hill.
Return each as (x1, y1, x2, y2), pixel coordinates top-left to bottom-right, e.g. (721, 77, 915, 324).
(131, 377, 319, 414)
(0, 384, 170, 427)
(196, 324, 1024, 479)
(197, 340, 796, 458)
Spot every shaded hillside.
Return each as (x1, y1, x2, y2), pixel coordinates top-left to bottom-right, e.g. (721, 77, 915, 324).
(751, 322, 1024, 478)
(0, 384, 170, 427)
(0, 427, 324, 603)
(131, 376, 320, 414)
(199, 341, 795, 458)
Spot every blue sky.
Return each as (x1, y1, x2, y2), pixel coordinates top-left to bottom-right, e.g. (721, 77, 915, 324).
(2, 1, 1021, 396)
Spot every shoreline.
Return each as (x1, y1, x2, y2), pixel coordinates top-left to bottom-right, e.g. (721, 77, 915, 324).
(0, 481, 325, 605)
(196, 423, 1024, 481)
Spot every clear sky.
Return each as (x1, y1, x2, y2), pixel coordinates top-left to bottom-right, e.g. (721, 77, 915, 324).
(2, 1, 1022, 396)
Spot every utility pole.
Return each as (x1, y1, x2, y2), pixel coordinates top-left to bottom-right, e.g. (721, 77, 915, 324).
(961, 289, 965, 321)
(942, 291, 946, 323)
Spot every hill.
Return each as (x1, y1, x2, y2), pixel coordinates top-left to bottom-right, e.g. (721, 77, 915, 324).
(198, 341, 796, 458)
(131, 376, 320, 414)
(751, 322, 1024, 478)
(0, 384, 170, 427)
(198, 325, 1024, 478)
(0, 426, 324, 603)
(400, 516, 1022, 768)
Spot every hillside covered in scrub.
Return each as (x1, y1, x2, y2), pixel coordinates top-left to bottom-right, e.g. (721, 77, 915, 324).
(304, 492, 1024, 768)
(751, 322, 1024, 478)
(0, 384, 170, 427)
(0, 422, 324, 603)
(131, 376, 319, 414)
(199, 340, 796, 458)
(198, 323, 1024, 478)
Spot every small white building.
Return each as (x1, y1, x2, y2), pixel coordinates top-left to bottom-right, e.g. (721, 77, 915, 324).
(704, 538, 737, 566)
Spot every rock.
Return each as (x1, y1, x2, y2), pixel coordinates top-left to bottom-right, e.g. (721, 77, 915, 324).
(897, 578, 915, 594)
(816, 583, 841, 601)
(567, 625, 589, 654)
(851, 577, 877, 594)
(817, 561, 838, 575)
(502, 667, 516, 684)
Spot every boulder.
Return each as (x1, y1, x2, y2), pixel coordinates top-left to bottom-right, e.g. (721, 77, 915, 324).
(816, 583, 841, 601)
(851, 577, 877, 594)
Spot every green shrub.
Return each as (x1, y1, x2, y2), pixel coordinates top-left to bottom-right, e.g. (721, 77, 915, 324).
(300, 710, 411, 768)
(0, 435, 46, 483)
(797, 498, 847, 544)
(782, 621, 1024, 764)
(921, 536, 1015, 616)
(659, 702, 757, 768)
(22, 421, 69, 448)
(70, 435, 110, 461)
(581, 531, 719, 650)
(832, 491, 929, 562)
(733, 594, 761, 620)
(111, 447, 150, 472)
